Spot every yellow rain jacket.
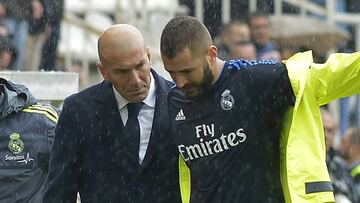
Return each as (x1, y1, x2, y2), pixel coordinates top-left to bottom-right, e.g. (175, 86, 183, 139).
(179, 51, 360, 203)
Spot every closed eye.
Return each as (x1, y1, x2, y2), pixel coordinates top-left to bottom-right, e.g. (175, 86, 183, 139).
(114, 69, 129, 74)
(164, 67, 193, 75)
(135, 60, 146, 69)
(180, 69, 192, 74)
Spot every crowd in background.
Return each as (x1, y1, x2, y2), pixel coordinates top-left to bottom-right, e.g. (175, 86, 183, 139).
(215, 12, 287, 62)
(322, 109, 360, 203)
(0, 0, 63, 71)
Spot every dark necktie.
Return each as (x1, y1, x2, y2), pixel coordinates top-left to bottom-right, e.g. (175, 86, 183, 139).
(125, 102, 143, 162)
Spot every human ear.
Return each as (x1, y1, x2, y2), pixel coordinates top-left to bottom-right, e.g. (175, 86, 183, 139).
(146, 47, 151, 64)
(207, 45, 218, 65)
(96, 62, 110, 81)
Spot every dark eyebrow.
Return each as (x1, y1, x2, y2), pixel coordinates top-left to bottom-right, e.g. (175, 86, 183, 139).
(165, 66, 194, 74)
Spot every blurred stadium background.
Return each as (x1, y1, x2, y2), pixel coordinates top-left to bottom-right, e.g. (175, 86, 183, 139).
(1, 0, 359, 115)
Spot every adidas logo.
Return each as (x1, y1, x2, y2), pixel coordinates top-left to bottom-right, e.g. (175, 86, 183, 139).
(175, 109, 186, 121)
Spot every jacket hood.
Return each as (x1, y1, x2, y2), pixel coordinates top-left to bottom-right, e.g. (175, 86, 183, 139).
(0, 78, 37, 119)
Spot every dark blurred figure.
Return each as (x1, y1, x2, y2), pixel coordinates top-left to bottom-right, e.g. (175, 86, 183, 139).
(322, 109, 355, 203)
(248, 12, 280, 60)
(228, 40, 256, 60)
(216, 20, 251, 60)
(0, 0, 37, 70)
(39, 0, 63, 71)
(24, 0, 46, 71)
(341, 128, 360, 202)
(0, 20, 16, 70)
(0, 36, 16, 70)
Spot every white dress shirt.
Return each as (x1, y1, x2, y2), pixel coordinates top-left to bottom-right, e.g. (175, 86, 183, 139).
(112, 72, 156, 164)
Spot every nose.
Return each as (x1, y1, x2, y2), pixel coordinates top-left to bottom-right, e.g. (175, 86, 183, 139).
(128, 70, 141, 85)
(172, 73, 187, 88)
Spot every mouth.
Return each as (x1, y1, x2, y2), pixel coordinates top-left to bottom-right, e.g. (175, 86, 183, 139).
(128, 86, 145, 93)
(125, 86, 149, 102)
(181, 86, 198, 97)
(182, 84, 193, 91)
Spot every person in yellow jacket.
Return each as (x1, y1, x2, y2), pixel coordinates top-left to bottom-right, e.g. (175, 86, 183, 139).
(160, 16, 360, 203)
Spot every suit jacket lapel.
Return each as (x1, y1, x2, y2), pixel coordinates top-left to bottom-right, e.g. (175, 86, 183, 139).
(95, 81, 140, 165)
(140, 70, 172, 169)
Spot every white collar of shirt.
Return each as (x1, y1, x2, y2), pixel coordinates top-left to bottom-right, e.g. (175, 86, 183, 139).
(112, 71, 156, 165)
(112, 71, 156, 109)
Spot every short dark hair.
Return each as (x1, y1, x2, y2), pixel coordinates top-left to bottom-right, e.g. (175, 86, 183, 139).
(247, 11, 269, 25)
(221, 20, 247, 35)
(160, 16, 212, 59)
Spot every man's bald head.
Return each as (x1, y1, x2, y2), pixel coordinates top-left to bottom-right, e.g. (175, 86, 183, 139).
(98, 24, 145, 65)
(96, 24, 152, 103)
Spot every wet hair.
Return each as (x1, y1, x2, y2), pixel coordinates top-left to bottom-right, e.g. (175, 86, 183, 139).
(160, 16, 212, 59)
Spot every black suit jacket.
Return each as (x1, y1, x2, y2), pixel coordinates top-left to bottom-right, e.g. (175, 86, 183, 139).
(44, 70, 181, 203)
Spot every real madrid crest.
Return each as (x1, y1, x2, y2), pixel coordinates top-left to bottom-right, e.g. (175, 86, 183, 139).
(220, 89, 234, 111)
(8, 133, 24, 154)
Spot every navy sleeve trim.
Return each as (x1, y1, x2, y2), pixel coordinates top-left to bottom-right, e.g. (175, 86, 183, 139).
(305, 181, 333, 194)
(227, 59, 277, 71)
